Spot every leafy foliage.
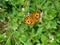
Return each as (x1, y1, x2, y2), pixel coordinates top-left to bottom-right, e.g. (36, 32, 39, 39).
(0, 0, 60, 45)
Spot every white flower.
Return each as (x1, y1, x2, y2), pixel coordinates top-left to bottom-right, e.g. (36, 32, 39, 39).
(39, 12, 43, 22)
(49, 35, 54, 42)
(22, 8, 25, 11)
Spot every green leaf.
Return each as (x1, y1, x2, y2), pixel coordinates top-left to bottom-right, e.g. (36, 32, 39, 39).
(41, 34, 48, 43)
(5, 37, 11, 45)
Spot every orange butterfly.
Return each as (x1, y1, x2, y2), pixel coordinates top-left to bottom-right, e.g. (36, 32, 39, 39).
(24, 12, 40, 24)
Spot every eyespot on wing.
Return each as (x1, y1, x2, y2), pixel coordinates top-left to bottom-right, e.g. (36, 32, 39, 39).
(32, 12, 40, 19)
(24, 11, 40, 25)
(24, 15, 33, 24)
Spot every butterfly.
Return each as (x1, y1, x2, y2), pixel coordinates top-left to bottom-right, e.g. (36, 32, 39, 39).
(24, 11, 40, 24)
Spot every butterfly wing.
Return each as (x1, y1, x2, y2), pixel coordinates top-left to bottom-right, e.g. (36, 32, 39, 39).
(32, 12, 40, 19)
(24, 12, 40, 24)
(24, 15, 32, 24)
(31, 12, 40, 23)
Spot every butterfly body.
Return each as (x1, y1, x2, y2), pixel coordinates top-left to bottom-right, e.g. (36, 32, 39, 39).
(24, 12, 40, 24)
